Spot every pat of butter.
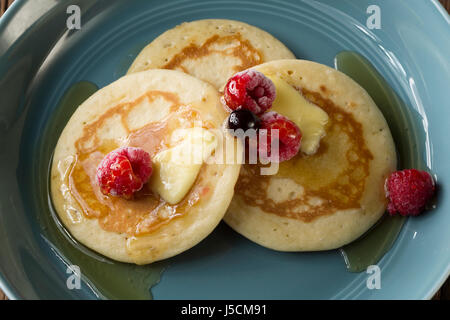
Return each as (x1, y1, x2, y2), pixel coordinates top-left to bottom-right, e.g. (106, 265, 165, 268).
(265, 74, 329, 155)
(150, 128, 217, 205)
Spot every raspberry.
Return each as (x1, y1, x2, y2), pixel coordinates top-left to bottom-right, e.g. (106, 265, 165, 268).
(385, 169, 435, 216)
(96, 147, 152, 198)
(259, 111, 302, 162)
(223, 69, 276, 115)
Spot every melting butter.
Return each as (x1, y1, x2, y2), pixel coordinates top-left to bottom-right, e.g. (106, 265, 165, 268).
(265, 74, 329, 155)
(150, 128, 217, 204)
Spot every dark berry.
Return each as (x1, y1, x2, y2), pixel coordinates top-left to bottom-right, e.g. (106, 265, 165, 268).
(227, 109, 261, 131)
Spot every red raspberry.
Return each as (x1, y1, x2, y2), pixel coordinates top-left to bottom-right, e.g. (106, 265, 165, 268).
(385, 169, 435, 216)
(96, 147, 152, 198)
(258, 111, 302, 162)
(223, 69, 276, 115)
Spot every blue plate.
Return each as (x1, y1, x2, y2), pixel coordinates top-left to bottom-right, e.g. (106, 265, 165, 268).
(0, 0, 449, 299)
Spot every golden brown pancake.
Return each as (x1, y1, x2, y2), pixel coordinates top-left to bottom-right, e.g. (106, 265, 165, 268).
(51, 69, 241, 264)
(224, 60, 397, 251)
(127, 19, 295, 90)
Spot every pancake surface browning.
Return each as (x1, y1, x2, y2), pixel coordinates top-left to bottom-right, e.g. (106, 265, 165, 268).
(51, 70, 241, 264)
(224, 60, 397, 251)
(128, 19, 295, 90)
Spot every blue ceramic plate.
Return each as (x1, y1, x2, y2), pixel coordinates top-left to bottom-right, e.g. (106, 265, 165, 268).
(0, 0, 449, 299)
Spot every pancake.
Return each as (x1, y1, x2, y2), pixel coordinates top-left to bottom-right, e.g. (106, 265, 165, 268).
(224, 60, 397, 251)
(127, 19, 295, 90)
(50, 69, 241, 265)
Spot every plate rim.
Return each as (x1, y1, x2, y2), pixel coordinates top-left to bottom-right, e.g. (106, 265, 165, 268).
(0, 0, 449, 300)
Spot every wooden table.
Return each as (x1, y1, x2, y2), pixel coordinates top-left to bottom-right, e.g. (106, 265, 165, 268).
(0, 0, 449, 301)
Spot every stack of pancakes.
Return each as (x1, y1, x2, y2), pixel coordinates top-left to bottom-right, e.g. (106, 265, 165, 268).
(51, 19, 396, 264)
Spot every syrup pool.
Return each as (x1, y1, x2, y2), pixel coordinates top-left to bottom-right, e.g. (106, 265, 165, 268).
(43, 81, 166, 299)
(335, 51, 428, 272)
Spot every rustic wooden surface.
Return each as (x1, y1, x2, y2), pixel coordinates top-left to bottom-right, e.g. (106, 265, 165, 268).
(441, 0, 450, 11)
(0, 0, 449, 301)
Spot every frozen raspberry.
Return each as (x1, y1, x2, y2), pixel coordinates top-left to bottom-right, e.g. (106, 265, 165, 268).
(223, 69, 276, 115)
(385, 169, 435, 216)
(258, 111, 302, 162)
(96, 147, 152, 198)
